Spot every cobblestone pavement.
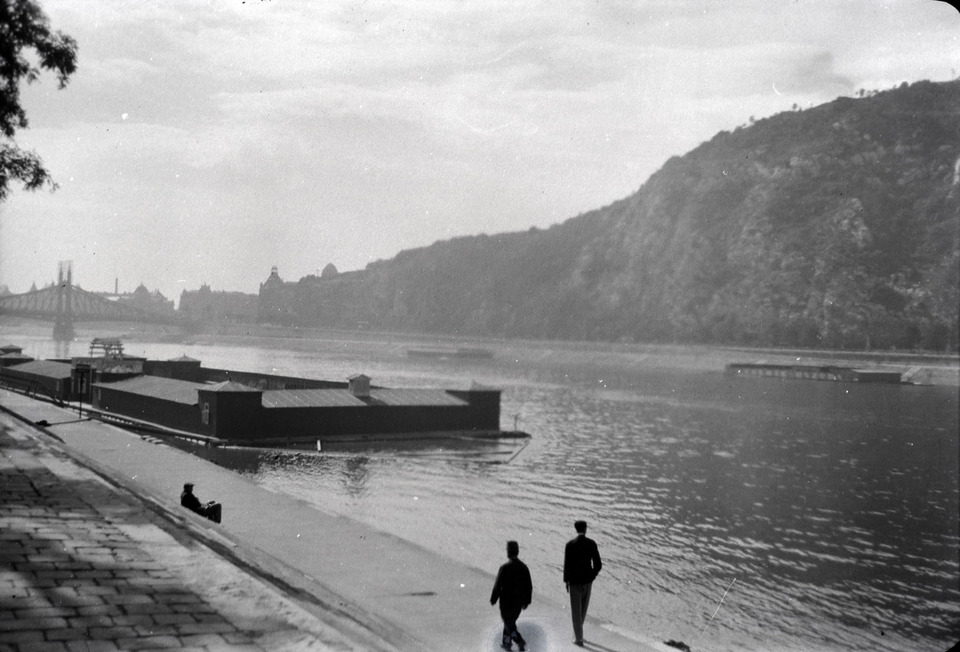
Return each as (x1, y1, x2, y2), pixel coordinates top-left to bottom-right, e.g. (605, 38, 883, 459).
(0, 415, 365, 652)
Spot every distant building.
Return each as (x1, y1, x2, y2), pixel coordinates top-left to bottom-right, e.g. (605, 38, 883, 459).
(179, 284, 258, 323)
(258, 266, 297, 325)
(175, 266, 371, 328)
(119, 284, 175, 313)
(257, 265, 368, 328)
(320, 263, 339, 279)
(91, 283, 175, 314)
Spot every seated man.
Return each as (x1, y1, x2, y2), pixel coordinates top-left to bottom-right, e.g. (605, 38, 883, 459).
(180, 482, 222, 523)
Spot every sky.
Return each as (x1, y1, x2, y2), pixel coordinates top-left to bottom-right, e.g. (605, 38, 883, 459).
(1, 0, 957, 303)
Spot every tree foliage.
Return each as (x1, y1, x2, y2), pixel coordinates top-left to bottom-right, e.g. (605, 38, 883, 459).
(0, 0, 77, 200)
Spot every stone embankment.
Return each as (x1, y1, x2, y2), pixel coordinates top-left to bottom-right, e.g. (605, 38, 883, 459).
(0, 404, 387, 651)
(1, 390, 668, 652)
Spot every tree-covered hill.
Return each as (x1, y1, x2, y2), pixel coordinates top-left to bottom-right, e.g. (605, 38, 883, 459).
(307, 79, 960, 351)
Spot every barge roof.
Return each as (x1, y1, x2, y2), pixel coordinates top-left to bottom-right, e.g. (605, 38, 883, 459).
(2, 360, 72, 379)
(368, 388, 467, 407)
(261, 388, 467, 408)
(95, 375, 205, 405)
(94, 374, 472, 408)
(262, 388, 365, 408)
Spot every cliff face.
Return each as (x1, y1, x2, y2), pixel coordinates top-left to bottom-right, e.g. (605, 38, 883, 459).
(310, 79, 960, 350)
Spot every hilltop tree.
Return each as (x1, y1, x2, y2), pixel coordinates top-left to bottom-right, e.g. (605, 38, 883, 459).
(0, 0, 77, 201)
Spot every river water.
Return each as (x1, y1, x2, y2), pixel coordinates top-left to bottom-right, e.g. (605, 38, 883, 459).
(9, 330, 960, 651)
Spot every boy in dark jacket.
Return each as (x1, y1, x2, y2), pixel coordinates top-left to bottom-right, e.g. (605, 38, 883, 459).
(180, 483, 222, 523)
(490, 540, 532, 651)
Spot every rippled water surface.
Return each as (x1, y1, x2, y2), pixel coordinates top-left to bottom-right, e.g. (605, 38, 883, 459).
(13, 332, 960, 650)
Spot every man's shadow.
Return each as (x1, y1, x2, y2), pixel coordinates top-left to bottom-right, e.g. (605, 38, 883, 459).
(487, 623, 639, 652)
(581, 641, 619, 652)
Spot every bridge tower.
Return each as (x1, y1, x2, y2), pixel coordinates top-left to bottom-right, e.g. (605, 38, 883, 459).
(52, 261, 74, 341)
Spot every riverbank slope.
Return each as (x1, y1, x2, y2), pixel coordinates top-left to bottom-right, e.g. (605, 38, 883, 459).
(1, 389, 672, 652)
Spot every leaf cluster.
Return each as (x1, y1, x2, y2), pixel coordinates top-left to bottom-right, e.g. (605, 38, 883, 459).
(0, 0, 77, 200)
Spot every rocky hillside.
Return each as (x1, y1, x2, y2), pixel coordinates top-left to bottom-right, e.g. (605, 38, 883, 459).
(318, 79, 960, 351)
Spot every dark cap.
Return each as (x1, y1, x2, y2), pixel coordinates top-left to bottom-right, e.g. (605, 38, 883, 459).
(183, 482, 194, 489)
(574, 520, 587, 533)
(506, 540, 519, 557)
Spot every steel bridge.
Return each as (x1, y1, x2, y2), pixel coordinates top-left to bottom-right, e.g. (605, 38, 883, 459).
(0, 263, 181, 340)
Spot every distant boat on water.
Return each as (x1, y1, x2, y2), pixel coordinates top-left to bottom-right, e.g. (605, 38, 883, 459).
(726, 362, 903, 384)
(406, 347, 494, 360)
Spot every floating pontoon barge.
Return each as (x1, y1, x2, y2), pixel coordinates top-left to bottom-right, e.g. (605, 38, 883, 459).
(726, 363, 902, 384)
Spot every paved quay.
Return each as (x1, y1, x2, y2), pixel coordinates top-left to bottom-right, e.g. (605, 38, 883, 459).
(0, 401, 386, 652)
(1, 390, 673, 652)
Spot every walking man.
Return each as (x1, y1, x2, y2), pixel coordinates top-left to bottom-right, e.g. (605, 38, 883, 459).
(563, 520, 602, 646)
(490, 540, 532, 651)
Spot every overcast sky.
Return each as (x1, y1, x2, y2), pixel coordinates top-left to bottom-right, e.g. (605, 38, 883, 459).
(1, 0, 957, 302)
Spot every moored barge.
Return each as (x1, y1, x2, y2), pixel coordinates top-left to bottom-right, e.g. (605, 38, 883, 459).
(0, 342, 527, 447)
(726, 362, 902, 384)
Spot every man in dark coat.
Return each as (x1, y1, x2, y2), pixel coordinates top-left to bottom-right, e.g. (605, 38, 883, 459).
(490, 540, 532, 651)
(180, 483, 222, 523)
(563, 519, 602, 646)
